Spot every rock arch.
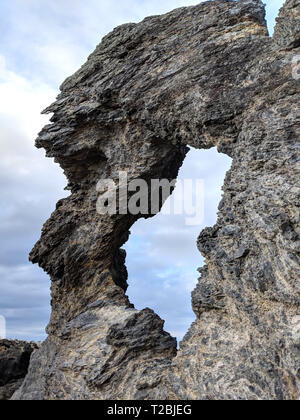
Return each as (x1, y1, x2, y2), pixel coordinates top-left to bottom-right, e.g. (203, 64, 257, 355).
(14, 0, 300, 400)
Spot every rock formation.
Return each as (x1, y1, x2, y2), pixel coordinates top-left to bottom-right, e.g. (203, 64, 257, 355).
(0, 340, 38, 400)
(12, 0, 299, 400)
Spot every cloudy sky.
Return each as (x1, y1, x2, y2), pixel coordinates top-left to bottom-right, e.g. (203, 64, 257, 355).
(0, 0, 285, 342)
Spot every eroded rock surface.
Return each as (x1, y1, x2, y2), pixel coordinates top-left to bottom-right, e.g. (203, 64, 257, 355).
(0, 340, 38, 400)
(274, 0, 300, 49)
(13, 0, 299, 400)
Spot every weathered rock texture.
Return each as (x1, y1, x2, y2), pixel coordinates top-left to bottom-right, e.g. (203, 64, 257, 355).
(13, 0, 299, 400)
(0, 340, 38, 400)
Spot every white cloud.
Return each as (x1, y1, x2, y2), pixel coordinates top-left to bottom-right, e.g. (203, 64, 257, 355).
(1, 0, 201, 86)
(0, 56, 68, 340)
(0, 54, 57, 138)
(0, 53, 66, 195)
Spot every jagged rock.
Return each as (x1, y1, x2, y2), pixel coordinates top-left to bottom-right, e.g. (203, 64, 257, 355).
(0, 340, 38, 400)
(274, 0, 300, 49)
(13, 0, 299, 400)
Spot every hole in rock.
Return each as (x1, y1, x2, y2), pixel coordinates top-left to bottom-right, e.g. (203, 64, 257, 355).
(124, 147, 232, 343)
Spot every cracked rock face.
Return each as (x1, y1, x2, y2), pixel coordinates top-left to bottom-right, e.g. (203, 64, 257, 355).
(13, 0, 299, 400)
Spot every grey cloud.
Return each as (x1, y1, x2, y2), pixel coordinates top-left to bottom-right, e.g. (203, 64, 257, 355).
(0, 265, 50, 341)
(126, 263, 197, 341)
(0, 116, 66, 339)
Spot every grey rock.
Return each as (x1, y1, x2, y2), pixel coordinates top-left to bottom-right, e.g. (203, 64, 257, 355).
(13, 0, 300, 400)
(0, 340, 38, 400)
(274, 0, 300, 49)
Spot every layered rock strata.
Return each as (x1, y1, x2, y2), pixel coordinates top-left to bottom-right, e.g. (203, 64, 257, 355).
(13, 0, 300, 400)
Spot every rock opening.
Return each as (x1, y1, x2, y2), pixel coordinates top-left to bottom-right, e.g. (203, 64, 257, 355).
(124, 147, 232, 342)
